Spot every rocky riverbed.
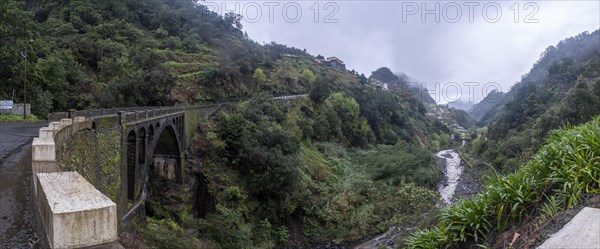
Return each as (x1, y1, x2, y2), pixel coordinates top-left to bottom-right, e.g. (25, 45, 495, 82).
(435, 149, 482, 203)
(436, 149, 463, 204)
(354, 148, 483, 249)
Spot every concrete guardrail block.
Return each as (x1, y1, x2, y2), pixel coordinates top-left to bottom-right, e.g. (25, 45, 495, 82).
(73, 116, 85, 123)
(60, 118, 72, 126)
(49, 122, 62, 131)
(36, 172, 117, 249)
(39, 127, 54, 140)
(32, 137, 56, 162)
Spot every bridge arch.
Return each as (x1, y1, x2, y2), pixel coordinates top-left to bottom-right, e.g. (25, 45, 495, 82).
(151, 124, 180, 158)
(149, 122, 182, 183)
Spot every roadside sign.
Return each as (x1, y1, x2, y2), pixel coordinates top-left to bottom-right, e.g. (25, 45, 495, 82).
(0, 100, 13, 110)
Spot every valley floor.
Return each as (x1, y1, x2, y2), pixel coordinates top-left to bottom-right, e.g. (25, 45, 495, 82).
(451, 151, 484, 202)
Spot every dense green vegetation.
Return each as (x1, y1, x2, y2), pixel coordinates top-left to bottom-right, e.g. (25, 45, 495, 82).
(467, 31, 600, 173)
(0, 0, 329, 116)
(148, 82, 451, 248)
(0, 0, 461, 245)
(446, 108, 473, 130)
(8, 1, 598, 248)
(0, 2, 454, 248)
(2, 1, 459, 248)
(406, 116, 600, 248)
(135, 90, 449, 248)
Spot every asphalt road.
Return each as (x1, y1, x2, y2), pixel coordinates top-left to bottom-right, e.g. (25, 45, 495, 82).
(0, 121, 47, 249)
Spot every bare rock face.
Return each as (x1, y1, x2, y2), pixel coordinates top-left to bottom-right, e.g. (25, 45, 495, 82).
(153, 157, 177, 181)
(146, 153, 214, 220)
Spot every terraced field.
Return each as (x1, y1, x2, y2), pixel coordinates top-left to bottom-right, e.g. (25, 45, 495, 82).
(157, 49, 220, 103)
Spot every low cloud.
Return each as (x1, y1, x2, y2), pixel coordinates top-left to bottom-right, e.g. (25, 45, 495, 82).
(206, 1, 600, 103)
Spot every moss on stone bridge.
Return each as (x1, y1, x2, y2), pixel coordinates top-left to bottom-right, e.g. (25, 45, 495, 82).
(58, 128, 121, 202)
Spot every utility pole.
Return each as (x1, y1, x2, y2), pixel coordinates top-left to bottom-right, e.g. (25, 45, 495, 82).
(20, 50, 27, 120)
(20, 39, 33, 120)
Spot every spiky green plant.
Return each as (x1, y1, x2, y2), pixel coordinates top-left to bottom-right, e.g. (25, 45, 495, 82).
(439, 197, 491, 242)
(405, 226, 451, 249)
(539, 195, 561, 221)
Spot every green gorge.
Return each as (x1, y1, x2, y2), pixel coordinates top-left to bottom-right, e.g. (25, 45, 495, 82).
(2, 0, 600, 248)
(407, 31, 600, 248)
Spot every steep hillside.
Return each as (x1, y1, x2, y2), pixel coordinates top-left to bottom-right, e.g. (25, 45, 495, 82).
(466, 31, 600, 172)
(467, 90, 504, 122)
(469, 30, 600, 123)
(447, 100, 474, 111)
(0, 0, 361, 116)
(369, 67, 436, 104)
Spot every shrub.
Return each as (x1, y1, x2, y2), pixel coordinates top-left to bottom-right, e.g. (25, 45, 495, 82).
(138, 217, 204, 249)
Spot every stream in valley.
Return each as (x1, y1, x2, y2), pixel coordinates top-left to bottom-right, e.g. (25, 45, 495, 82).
(436, 149, 463, 204)
(354, 149, 465, 249)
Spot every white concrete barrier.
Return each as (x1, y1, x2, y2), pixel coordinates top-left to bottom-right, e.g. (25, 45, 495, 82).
(36, 172, 117, 249)
(32, 138, 56, 162)
(32, 117, 87, 170)
(32, 116, 118, 248)
(73, 116, 85, 123)
(49, 122, 62, 131)
(39, 127, 54, 140)
(60, 118, 72, 126)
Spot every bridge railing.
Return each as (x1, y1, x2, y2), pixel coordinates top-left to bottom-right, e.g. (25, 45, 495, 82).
(119, 106, 186, 125)
(47, 105, 224, 124)
(46, 96, 304, 122)
(47, 112, 69, 121)
(47, 106, 189, 123)
(47, 107, 157, 122)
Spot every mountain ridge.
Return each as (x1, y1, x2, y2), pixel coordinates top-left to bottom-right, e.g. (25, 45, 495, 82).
(468, 30, 600, 123)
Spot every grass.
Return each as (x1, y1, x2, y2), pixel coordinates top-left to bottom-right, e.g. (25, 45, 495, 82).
(178, 71, 204, 81)
(165, 61, 203, 68)
(165, 61, 215, 76)
(0, 114, 40, 122)
(154, 48, 217, 63)
(405, 116, 600, 248)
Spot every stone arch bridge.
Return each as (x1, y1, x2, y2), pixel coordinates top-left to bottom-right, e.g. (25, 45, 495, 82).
(31, 105, 222, 248)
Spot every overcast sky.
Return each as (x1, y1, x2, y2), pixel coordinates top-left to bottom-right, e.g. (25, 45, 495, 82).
(205, 1, 600, 104)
